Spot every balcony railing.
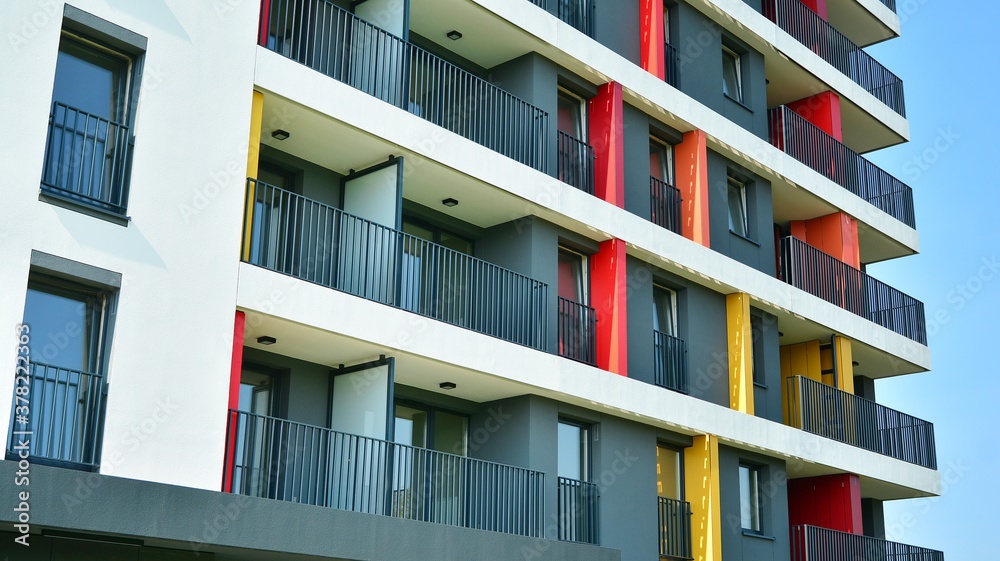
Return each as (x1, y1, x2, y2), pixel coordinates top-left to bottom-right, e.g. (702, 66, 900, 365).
(778, 236, 926, 344)
(41, 101, 132, 216)
(653, 330, 687, 394)
(243, 179, 549, 350)
(763, 0, 905, 116)
(7, 362, 105, 470)
(557, 297, 597, 365)
(557, 131, 596, 195)
(791, 525, 944, 561)
(769, 106, 915, 228)
(557, 477, 599, 544)
(664, 42, 679, 88)
(658, 497, 693, 560)
(227, 410, 545, 536)
(650, 176, 682, 234)
(260, 0, 548, 171)
(878, 0, 897, 13)
(786, 376, 936, 468)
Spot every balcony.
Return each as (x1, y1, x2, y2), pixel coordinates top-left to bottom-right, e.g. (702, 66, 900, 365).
(786, 376, 936, 468)
(260, 0, 548, 171)
(557, 476, 599, 544)
(557, 297, 598, 365)
(7, 362, 105, 471)
(650, 176, 682, 235)
(243, 179, 549, 350)
(664, 42, 679, 88)
(41, 101, 132, 216)
(653, 330, 687, 394)
(769, 107, 915, 228)
(778, 236, 926, 344)
(658, 497, 693, 560)
(791, 525, 944, 561)
(557, 131, 596, 194)
(227, 410, 545, 536)
(763, 0, 905, 116)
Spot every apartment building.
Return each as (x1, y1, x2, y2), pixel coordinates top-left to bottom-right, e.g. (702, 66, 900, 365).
(0, 0, 944, 560)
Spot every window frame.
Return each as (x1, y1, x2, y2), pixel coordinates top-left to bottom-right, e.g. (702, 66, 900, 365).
(722, 45, 744, 104)
(557, 87, 588, 141)
(649, 136, 675, 185)
(655, 442, 685, 500)
(557, 418, 592, 482)
(653, 284, 679, 337)
(557, 246, 590, 305)
(40, 10, 146, 224)
(739, 463, 765, 534)
(727, 173, 750, 238)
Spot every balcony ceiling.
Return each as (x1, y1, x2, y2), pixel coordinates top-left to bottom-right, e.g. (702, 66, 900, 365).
(258, 92, 534, 229)
(826, 0, 898, 48)
(409, 0, 542, 69)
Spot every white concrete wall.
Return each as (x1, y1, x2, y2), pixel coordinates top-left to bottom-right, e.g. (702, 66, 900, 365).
(0, 0, 260, 490)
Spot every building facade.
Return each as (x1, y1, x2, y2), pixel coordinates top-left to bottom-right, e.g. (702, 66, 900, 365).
(0, 0, 944, 560)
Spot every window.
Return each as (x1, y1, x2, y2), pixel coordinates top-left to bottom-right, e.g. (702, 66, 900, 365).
(722, 46, 743, 103)
(557, 248, 588, 304)
(727, 173, 750, 237)
(558, 420, 591, 481)
(739, 464, 763, 532)
(42, 29, 140, 218)
(663, 7, 672, 45)
(653, 286, 678, 337)
(11, 273, 114, 469)
(649, 137, 674, 185)
(557, 89, 587, 141)
(656, 444, 683, 499)
(394, 403, 469, 456)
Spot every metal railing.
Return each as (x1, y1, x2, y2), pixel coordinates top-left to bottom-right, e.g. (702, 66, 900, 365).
(650, 176, 682, 234)
(664, 42, 679, 88)
(526, 0, 594, 37)
(557, 477, 599, 544)
(41, 101, 132, 215)
(653, 330, 687, 394)
(557, 297, 597, 365)
(243, 179, 549, 350)
(227, 410, 545, 536)
(762, 0, 905, 116)
(786, 376, 936, 468)
(778, 236, 927, 344)
(877, 0, 897, 13)
(791, 525, 944, 561)
(658, 497, 693, 560)
(768, 106, 915, 228)
(260, 0, 548, 171)
(557, 131, 595, 195)
(7, 362, 105, 470)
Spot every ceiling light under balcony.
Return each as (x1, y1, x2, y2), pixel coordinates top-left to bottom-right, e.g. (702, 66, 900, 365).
(446, 30, 462, 40)
(442, 198, 459, 207)
(257, 336, 277, 345)
(439, 381, 457, 390)
(271, 129, 290, 141)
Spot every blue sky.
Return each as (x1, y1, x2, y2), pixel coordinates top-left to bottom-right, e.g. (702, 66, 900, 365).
(865, 1, 996, 557)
